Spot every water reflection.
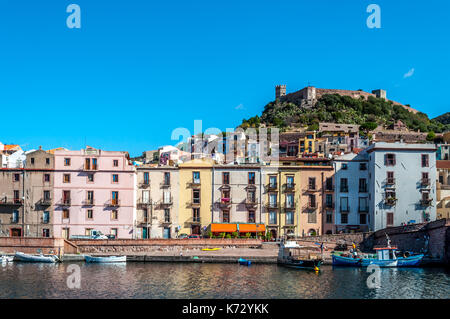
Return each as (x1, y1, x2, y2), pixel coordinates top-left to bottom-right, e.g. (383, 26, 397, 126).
(0, 263, 448, 299)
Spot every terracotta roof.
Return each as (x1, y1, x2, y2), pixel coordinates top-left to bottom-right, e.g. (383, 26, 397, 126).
(4, 144, 20, 150)
(352, 148, 363, 154)
(437, 160, 450, 169)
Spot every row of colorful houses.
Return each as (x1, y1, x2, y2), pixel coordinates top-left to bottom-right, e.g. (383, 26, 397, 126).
(0, 142, 447, 240)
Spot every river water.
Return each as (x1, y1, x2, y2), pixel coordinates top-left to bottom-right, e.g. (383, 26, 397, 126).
(0, 262, 448, 299)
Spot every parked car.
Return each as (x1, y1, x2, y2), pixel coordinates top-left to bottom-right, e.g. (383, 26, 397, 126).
(188, 234, 201, 239)
(178, 233, 189, 239)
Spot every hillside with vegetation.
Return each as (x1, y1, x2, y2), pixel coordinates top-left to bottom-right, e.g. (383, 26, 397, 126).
(433, 112, 450, 125)
(240, 94, 450, 134)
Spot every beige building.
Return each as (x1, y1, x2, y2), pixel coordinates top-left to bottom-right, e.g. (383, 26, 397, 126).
(135, 165, 179, 238)
(210, 165, 265, 235)
(0, 168, 24, 237)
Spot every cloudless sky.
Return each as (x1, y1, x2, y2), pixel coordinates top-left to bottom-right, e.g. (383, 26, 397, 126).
(0, 0, 449, 156)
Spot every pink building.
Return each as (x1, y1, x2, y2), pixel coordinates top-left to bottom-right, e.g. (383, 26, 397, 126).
(53, 147, 136, 239)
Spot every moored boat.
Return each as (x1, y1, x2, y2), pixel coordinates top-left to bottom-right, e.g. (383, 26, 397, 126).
(14, 252, 59, 263)
(396, 253, 424, 267)
(278, 241, 322, 271)
(1, 255, 14, 263)
(84, 255, 127, 263)
(238, 258, 251, 266)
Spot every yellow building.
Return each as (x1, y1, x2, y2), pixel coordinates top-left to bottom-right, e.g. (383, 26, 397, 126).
(178, 158, 214, 235)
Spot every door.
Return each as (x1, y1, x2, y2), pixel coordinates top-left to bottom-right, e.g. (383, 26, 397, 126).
(191, 225, 200, 235)
(163, 227, 170, 239)
(62, 228, 69, 240)
(142, 227, 148, 239)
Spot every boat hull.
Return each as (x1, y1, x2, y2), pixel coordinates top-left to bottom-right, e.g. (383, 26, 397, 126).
(279, 259, 322, 271)
(332, 254, 423, 268)
(332, 255, 362, 267)
(396, 254, 424, 267)
(361, 259, 398, 267)
(85, 255, 127, 263)
(14, 252, 58, 263)
(238, 258, 251, 266)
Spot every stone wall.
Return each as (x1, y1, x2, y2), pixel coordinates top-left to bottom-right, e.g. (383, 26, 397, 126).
(72, 238, 262, 254)
(294, 232, 372, 246)
(0, 237, 78, 255)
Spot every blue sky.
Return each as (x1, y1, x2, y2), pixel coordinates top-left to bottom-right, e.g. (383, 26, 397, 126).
(0, 0, 449, 156)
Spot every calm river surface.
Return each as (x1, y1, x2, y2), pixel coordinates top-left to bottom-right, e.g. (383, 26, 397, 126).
(0, 262, 449, 299)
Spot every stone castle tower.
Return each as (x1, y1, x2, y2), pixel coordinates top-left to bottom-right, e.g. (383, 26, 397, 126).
(275, 85, 286, 99)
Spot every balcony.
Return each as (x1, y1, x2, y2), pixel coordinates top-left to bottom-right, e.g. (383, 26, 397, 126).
(187, 180, 201, 188)
(385, 178, 396, 186)
(41, 217, 50, 224)
(139, 181, 150, 188)
(304, 185, 317, 193)
(187, 201, 201, 208)
(303, 202, 317, 211)
(283, 183, 296, 192)
(83, 163, 98, 171)
(384, 197, 397, 206)
(339, 187, 349, 193)
(59, 198, 71, 206)
(186, 216, 201, 224)
(421, 178, 430, 187)
(0, 197, 23, 206)
(160, 197, 173, 206)
(160, 181, 171, 188)
(284, 201, 296, 210)
(81, 199, 95, 206)
(325, 185, 334, 192)
(245, 198, 258, 208)
(266, 202, 279, 209)
(105, 199, 120, 207)
(267, 183, 278, 191)
(137, 199, 151, 207)
(219, 197, 231, 208)
(420, 198, 433, 207)
(37, 198, 52, 206)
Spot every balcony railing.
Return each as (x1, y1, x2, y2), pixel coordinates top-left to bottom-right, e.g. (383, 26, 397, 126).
(267, 183, 278, 191)
(187, 201, 201, 208)
(187, 180, 201, 188)
(303, 203, 317, 211)
(420, 198, 432, 206)
(284, 183, 295, 191)
(421, 178, 430, 186)
(37, 198, 52, 206)
(0, 197, 23, 206)
(59, 198, 71, 206)
(386, 178, 396, 185)
(83, 164, 98, 171)
(160, 181, 171, 188)
(266, 202, 279, 209)
(160, 197, 173, 206)
(105, 199, 120, 207)
(245, 198, 258, 207)
(384, 197, 397, 206)
(219, 197, 231, 207)
(82, 199, 95, 206)
(140, 181, 150, 188)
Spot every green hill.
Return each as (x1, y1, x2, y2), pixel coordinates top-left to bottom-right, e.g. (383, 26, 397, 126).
(433, 112, 450, 125)
(240, 94, 450, 133)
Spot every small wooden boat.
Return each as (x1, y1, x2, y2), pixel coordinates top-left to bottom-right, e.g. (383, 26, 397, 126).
(14, 252, 59, 263)
(85, 255, 126, 263)
(278, 241, 322, 271)
(238, 258, 251, 266)
(202, 248, 221, 251)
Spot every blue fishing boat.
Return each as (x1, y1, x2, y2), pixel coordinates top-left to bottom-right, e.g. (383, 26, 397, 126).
(396, 253, 424, 267)
(238, 258, 251, 266)
(332, 254, 362, 267)
(85, 255, 127, 263)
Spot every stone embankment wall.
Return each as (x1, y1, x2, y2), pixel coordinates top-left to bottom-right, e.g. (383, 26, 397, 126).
(72, 238, 262, 254)
(0, 237, 78, 255)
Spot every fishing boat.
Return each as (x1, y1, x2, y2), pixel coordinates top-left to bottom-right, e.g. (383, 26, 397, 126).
(238, 258, 251, 266)
(84, 255, 127, 263)
(278, 241, 322, 271)
(396, 253, 424, 267)
(202, 248, 221, 251)
(14, 252, 59, 263)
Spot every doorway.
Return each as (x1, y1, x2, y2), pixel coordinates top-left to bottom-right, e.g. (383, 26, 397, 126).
(10, 228, 22, 237)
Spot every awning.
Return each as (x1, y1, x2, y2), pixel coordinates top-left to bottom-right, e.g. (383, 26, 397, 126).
(211, 223, 237, 233)
(210, 223, 266, 233)
(238, 224, 266, 233)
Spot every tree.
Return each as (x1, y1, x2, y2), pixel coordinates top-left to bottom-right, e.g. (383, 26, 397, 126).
(426, 132, 436, 141)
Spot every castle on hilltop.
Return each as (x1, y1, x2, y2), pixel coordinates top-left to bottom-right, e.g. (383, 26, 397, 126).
(274, 85, 417, 114)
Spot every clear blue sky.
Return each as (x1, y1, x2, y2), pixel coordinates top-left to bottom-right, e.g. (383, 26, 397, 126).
(0, 0, 449, 156)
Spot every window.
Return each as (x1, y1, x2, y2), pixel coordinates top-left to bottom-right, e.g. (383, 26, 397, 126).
(247, 190, 256, 203)
(110, 228, 118, 237)
(12, 210, 19, 223)
(248, 211, 255, 223)
(340, 197, 349, 212)
(326, 194, 333, 208)
(87, 174, 94, 182)
(44, 174, 50, 182)
(286, 176, 294, 188)
(359, 178, 367, 192)
(308, 210, 317, 224)
(30, 158, 35, 165)
(87, 209, 93, 219)
(387, 212, 394, 227)
(44, 190, 51, 200)
(164, 209, 170, 223)
(421, 154, 429, 167)
(422, 172, 429, 185)
(42, 229, 50, 238)
(360, 214, 367, 225)
(308, 177, 316, 190)
(308, 194, 316, 208)
(193, 171, 200, 184)
(64, 158, 71, 166)
(359, 163, 367, 170)
(63, 209, 70, 219)
(193, 189, 200, 204)
(325, 177, 333, 191)
(13, 174, 20, 182)
(387, 171, 395, 184)
(248, 172, 255, 184)
(164, 172, 170, 185)
(269, 211, 277, 225)
(285, 211, 294, 225)
(63, 190, 71, 204)
(13, 190, 20, 202)
(359, 197, 368, 212)
(143, 208, 148, 222)
(63, 174, 70, 183)
(340, 178, 348, 192)
(43, 211, 50, 224)
(86, 191, 94, 204)
(46, 158, 50, 165)
(112, 174, 119, 183)
(222, 172, 230, 184)
(85, 228, 93, 236)
(111, 210, 118, 220)
(341, 213, 348, 224)
(326, 212, 333, 224)
(285, 194, 294, 208)
(269, 193, 277, 207)
(113, 159, 119, 167)
(222, 210, 230, 223)
(112, 191, 119, 205)
(193, 208, 200, 222)
(385, 154, 396, 166)
(143, 172, 149, 185)
(85, 158, 91, 170)
(269, 176, 277, 188)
